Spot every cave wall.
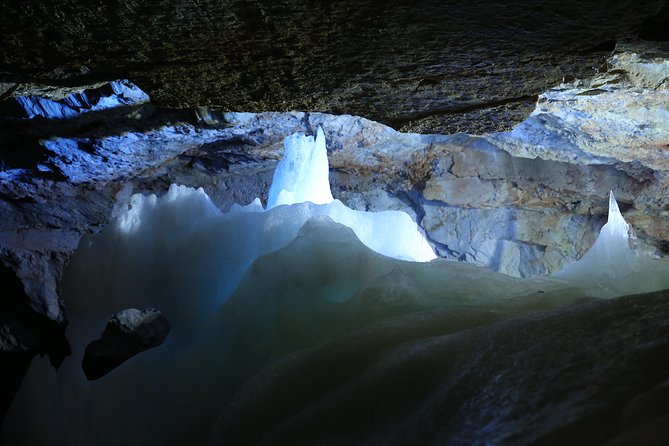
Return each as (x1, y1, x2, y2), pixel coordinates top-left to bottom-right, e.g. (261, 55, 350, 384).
(2, 0, 667, 134)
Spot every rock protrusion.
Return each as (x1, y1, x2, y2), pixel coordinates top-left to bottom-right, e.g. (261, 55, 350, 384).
(82, 308, 171, 380)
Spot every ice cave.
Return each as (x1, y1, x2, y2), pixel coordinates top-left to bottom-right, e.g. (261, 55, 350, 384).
(2, 1, 669, 445)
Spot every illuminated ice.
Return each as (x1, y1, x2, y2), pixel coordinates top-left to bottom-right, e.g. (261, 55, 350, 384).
(266, 126, 434, 262)
(3, 130, 669, 445)
(557, 191, 631, 274)
(267, 127, 334, 208)
(554, 191, 669, 296)
(1, 217, 582, 446)
(58, 129, 436, 342)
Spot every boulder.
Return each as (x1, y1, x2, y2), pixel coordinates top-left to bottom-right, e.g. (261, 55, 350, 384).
(82, 308, 171, 380)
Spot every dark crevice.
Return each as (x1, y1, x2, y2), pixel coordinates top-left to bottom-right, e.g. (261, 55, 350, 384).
(385, 94, 538, 130)
(0, 104, 203, 141)
(638, 4, 669, 42)
(581, 40, 617, 54)
(0, 262, 70, 422)
(0, 84, 18, 102)
(301, 111, 316, 137)
(0, 104, 224, 179)
(392, 188, 460, 259)
(0, 352, 32, 423)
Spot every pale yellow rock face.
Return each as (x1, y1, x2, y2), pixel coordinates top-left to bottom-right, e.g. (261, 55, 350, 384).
(424, 177, 497, 207)
(488, 45, 669, 172)
(609, 46, 669, 90)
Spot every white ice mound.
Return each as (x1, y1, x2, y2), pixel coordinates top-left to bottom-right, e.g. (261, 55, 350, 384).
(267, 126, 334, 208)
(1, 217, 576, 446)
(65, 185, 435, 342)
(63, 129, 435, 345)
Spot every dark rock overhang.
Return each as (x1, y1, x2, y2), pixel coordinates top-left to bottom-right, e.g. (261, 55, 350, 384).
(1, 0, 668, 134)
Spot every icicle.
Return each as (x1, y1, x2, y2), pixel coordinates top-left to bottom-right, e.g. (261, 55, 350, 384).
(601, 190, 630, 242)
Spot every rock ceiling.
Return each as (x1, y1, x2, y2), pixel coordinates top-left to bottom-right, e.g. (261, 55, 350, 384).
(1, 0, 668, 133)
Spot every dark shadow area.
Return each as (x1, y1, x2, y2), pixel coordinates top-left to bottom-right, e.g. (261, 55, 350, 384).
(0, 263, 70, 422)
(639, 3, 669, 41)
(0, 103, 221, 177)
(0, 103, 203, 143)
(217, 290, 669, 445)
(0, 135, 49, 172)
(180, 136, 267, 172)
(0, 352, 32, 425)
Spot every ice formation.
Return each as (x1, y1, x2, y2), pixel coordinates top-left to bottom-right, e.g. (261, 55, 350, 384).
(267, 127, 334, 208)
(3, 129, 669, 445)
(555, 191, 669, 296)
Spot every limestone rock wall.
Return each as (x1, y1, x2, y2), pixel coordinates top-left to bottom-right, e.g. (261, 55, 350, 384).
(2, 0, 666, 134)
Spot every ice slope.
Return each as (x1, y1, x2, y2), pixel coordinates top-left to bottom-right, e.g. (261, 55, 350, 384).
(2, 128, 668, 445)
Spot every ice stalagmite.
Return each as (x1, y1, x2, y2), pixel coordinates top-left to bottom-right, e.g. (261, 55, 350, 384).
(267, 127, 333, 209)
(561, 191, 631, 269)
(262, 126, 436, 263)
(554, 191, 669, 296)
(554, 192, 626, 285)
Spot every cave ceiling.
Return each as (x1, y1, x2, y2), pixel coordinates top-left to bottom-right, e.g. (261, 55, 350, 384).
(1, 0, 667, 134)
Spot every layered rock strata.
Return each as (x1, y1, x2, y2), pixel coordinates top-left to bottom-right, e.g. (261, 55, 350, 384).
(2, 0, 667, 134)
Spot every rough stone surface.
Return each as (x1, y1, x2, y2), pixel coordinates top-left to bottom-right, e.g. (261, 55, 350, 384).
(1, 0, 667, 134)
(0, 80, 148, 120)
(214, 290, 669, 445)
(82, 308, 171, 380)
(0, 260, 69, 421)
(488, 42, 669, 172)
